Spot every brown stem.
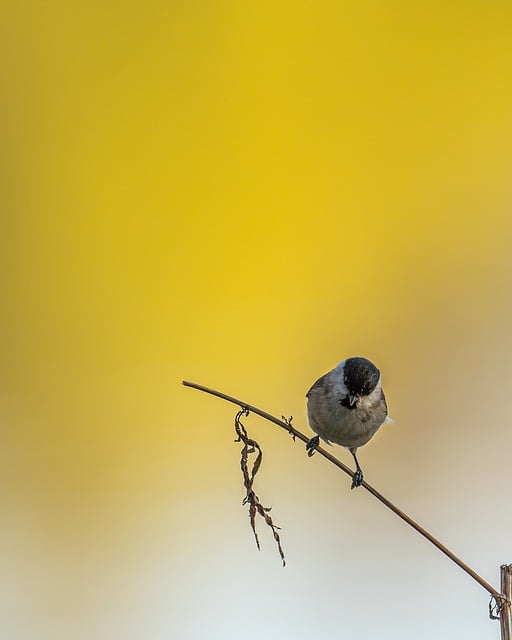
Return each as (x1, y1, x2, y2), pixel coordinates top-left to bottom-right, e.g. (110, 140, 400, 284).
(182, 380, 504, 602)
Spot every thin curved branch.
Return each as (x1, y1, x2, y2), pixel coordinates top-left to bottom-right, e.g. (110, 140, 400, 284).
(182, 380, 504, 604)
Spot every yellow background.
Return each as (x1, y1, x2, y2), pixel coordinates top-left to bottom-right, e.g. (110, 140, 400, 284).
(2, 2, 512, 639)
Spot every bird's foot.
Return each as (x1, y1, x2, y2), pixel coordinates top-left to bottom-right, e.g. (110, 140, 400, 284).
(351, 469, 364, 489)
(306, 435, 320, 457)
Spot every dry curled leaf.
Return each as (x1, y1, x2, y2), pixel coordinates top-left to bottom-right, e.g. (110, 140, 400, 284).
(234, 407, 285, 566)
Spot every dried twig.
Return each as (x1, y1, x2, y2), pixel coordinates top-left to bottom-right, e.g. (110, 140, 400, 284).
(182, 380, 505, 604)
(234, 407, 285, 565)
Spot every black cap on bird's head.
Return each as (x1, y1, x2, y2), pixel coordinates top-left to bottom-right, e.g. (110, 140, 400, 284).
(343, 357, 380, 406)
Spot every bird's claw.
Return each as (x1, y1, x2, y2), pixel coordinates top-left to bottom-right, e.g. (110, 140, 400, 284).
(306, 435, 319, 457)
(351, 469, 364, 489)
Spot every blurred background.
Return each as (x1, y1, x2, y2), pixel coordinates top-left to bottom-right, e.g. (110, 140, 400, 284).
(2, 2, 512, 639)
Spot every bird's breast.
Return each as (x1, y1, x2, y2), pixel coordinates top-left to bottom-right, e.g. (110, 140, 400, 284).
(307, 387, 386, 448)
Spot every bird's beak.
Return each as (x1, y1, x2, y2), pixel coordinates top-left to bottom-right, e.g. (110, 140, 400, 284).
(348, 394, 359, 407)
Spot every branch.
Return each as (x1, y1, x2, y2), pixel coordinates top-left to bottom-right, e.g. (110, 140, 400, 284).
(182, 380, 504, 606)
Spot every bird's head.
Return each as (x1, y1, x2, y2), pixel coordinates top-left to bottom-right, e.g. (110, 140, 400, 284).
(341, 357, 380, 408)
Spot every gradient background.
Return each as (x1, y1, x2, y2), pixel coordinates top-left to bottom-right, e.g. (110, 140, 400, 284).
(2, 2, 512, 639)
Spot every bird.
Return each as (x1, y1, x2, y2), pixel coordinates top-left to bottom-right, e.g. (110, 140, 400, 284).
(305, 356, 389, 489)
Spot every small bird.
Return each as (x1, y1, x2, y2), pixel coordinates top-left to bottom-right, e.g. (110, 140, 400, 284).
(306, 357, 389, 489)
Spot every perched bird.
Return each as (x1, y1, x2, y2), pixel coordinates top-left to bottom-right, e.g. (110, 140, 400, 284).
(306, 357, 389, 489)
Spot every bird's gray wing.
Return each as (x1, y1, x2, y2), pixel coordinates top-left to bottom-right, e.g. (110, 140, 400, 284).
(380, 388, 390, 421)
(306, 372, 330, 397)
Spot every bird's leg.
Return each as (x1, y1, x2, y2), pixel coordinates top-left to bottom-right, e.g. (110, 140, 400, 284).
(350, 449, 364, 489)
(306, 435, 320, 457)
